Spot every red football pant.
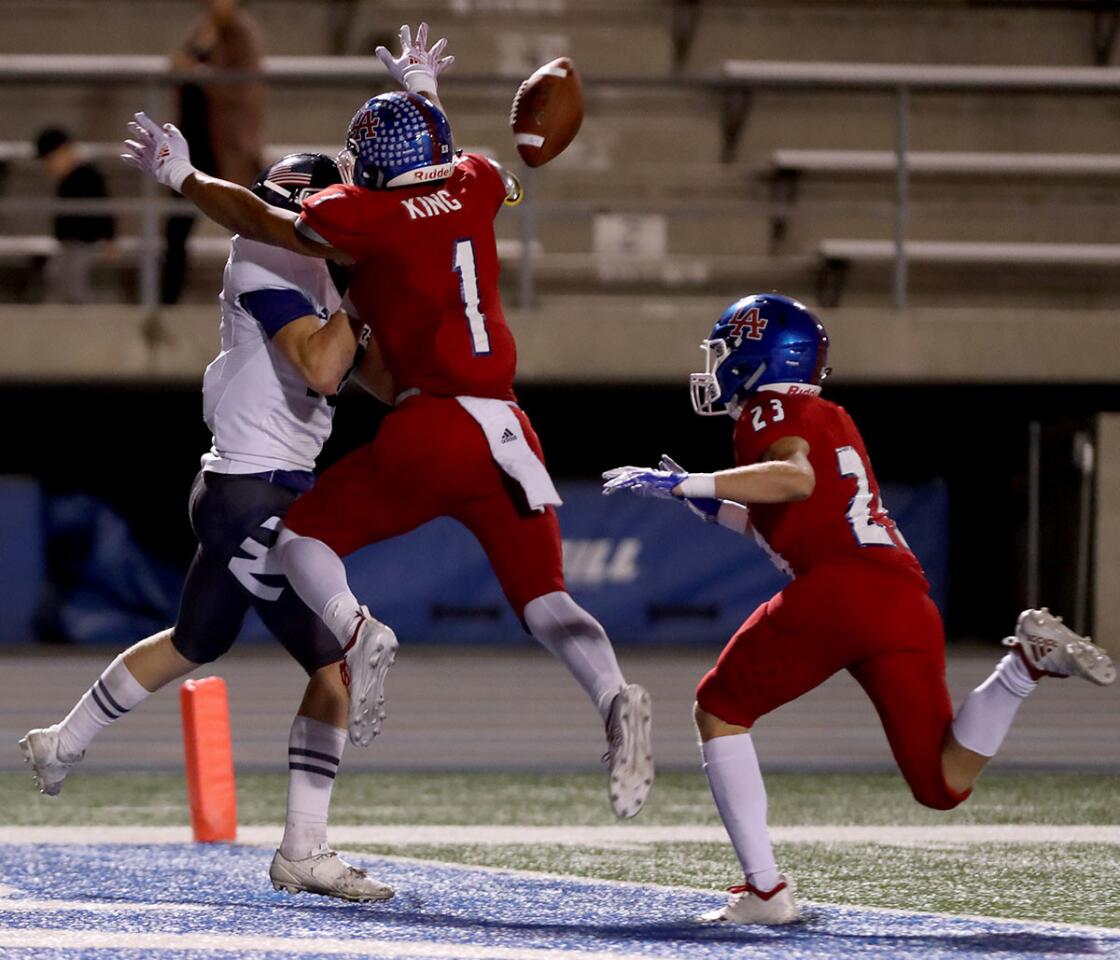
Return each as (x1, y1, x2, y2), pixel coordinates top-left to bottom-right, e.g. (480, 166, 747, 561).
(696, 560, 970, 811)
(284, 395, 566, 617)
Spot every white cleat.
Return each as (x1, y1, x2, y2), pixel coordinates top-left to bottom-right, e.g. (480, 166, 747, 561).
(18, 725, 83, 797)
(341, 607, 399, 747)
(270, 846, 394, 903)
(1007, 608, 1116, 686)
(603, 683, 654, 819)
(699, 875, 801, 925)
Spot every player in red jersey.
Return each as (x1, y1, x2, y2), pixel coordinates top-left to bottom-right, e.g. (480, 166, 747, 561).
(121, 24, 654, 819)
(604, 293, 1115, 924)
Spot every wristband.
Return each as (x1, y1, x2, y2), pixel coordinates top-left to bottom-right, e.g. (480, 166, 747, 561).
(163, 157, 196, 194)
(403, 69, 438, 96)
(678, 473, 716, 499)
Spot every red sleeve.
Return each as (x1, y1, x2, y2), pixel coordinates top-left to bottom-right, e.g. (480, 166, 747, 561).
(733, 394, 825, 466)
(463, 154, 509, 215)
(297, 184, 371, 260)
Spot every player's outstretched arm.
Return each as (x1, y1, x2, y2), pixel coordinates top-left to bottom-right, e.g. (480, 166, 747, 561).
(706, 437, 816, 505)
(121, 113, 353, 264)
(271, 310, 361, 396)
(603, 437, 814, 507)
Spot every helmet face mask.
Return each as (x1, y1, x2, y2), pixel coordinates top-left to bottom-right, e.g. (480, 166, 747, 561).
(344, 92, 455, 191)
(689, 294, 831, 417)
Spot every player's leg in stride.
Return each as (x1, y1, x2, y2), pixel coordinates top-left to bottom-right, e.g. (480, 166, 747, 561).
(522, 592, 653, 819)
(275, 530, 398, 748)
(270, 663, 394, 902)
(20, 629, 195, 796)
(943, 607, 1114, 794)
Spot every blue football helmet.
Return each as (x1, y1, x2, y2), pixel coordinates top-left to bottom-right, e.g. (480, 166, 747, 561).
(339, 91, 455, 190)
(689, 294, 831, 416)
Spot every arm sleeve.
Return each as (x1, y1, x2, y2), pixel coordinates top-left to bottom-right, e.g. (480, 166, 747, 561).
(471, 155, 511, 214)
(239, 288, 318, 339)
(297, 185, 365, 259)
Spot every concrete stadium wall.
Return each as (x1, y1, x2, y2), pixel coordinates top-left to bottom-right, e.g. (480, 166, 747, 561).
(3, 301, 1119, 385)
(1095, 414, 1120, 652)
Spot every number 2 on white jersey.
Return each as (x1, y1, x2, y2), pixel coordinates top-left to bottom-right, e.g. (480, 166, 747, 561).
(453, 239, 491, 355)
(836, 445, 897, 547)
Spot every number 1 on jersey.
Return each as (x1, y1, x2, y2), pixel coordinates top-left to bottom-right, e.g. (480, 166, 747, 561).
(453, 239, 491, 355)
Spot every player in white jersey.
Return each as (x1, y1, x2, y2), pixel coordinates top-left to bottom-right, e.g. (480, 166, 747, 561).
(19, 153, 398, 904)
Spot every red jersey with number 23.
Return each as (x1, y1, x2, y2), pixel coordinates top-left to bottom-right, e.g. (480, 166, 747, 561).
(298, 153, 516, 400)
(734, 387, 927, 585)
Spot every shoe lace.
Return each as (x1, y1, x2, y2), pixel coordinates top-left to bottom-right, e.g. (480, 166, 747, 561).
(601, 698, 623, 764)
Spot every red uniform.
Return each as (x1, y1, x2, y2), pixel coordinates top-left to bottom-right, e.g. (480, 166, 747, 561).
(299, 154, 516, 400)
(284, 155, 565, 614)
(696, 387, 967, 810)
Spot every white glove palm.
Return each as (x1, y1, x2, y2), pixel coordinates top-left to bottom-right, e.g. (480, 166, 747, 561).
(121, 112, 195, 192)
(375, 23, 454, 96)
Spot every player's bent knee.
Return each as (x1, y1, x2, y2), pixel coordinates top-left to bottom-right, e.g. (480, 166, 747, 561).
(523, 591, 605, 643)
(170, 626, 236, 666)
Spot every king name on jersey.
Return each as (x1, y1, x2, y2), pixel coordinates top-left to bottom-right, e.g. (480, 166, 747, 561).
(401, 189, 463, 221)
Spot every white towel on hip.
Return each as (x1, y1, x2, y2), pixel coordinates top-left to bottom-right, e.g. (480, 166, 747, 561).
(456, 395, 562, 512)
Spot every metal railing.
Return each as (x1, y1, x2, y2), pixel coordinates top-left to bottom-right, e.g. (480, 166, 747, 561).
(4, 55, 1120, 310)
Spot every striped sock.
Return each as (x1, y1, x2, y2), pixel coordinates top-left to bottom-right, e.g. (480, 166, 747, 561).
(55, 654, 151, 759)
(280, 716, 346, 860)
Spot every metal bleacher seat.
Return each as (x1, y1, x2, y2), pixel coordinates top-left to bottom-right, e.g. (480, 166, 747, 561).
(816, 240, 1120, 307)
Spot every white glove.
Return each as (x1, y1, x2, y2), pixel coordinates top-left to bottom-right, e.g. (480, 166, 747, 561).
(375, 22, 454, 96)
(121, 112, 196, 193)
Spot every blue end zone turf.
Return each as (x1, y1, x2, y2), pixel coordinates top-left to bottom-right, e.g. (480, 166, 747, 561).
(0, 844, 1116, 959)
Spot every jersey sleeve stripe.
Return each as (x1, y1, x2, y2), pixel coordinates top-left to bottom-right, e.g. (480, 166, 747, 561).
(239, 288, 318, 339)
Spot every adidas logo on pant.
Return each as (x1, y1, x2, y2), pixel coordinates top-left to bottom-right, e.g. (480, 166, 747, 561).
(500, 428, 518, 444)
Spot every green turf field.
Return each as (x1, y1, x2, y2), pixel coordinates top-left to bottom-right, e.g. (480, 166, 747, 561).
(6, 770, 1118, 928)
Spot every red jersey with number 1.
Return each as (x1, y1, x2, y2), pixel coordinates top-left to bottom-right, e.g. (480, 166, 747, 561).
(298, 153, 516, 400)
(734, 387, 927, 585)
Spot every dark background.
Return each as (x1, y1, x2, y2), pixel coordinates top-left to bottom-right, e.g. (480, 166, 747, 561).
(1, 381, 1111, 641)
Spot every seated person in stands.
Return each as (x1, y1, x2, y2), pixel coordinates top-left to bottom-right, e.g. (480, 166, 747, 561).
(34, 127, 116, 304)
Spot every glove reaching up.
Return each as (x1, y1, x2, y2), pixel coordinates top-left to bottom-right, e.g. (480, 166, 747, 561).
(375, 22, 454, 96)
(121, 112, 195, 193)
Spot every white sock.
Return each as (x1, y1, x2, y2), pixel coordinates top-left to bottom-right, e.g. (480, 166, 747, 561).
(523, 591, 626, 720)
(278, 532, 363, 646)
(55, 654, 151, 758)
(701, 733, 781, 892)
(950, 652, 1037, 757)
(280, 716, 347, 859)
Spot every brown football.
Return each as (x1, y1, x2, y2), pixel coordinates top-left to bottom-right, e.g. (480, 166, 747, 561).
(510, 57, 583, 168)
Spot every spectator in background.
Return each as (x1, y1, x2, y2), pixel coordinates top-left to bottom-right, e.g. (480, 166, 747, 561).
(34, 128, 116, 304)
(163, 0, 264, 303)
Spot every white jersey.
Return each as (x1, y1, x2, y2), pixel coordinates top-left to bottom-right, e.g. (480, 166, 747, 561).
(201, 237, 343, 476)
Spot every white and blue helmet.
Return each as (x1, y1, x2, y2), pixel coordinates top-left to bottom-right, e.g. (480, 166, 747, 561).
(340, 91, 455, 190)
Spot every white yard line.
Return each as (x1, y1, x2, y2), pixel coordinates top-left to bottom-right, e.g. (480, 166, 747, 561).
(0, 930, 653, 959)
(1, 823, 1118, 846)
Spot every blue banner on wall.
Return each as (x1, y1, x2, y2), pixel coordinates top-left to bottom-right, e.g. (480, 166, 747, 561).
(1, 478, 949, 648)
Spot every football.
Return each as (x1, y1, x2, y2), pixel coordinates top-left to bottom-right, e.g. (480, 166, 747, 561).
(510, 57, 583, 167)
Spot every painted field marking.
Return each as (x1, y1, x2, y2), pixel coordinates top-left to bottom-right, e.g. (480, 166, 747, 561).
(1, 823, 1118, 846)
(0, 929, 652, 959)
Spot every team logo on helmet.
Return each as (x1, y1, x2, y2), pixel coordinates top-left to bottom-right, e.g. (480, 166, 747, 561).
(726, 306, 768, 344)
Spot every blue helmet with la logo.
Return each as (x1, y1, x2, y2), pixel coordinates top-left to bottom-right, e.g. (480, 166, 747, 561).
(690, 294, 831, 416)
(339, 91, 455, 190)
